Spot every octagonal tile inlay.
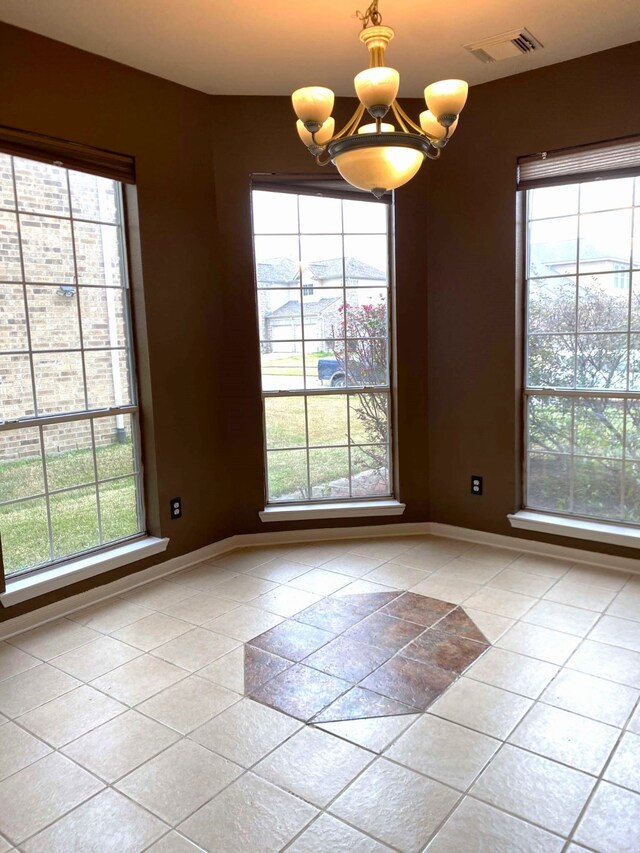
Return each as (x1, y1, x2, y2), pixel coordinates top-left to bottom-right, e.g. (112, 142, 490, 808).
(243, 591, 490, 723)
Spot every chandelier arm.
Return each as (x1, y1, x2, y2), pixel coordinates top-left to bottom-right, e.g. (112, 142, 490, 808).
(333, 103, 367, 140)
(316, 149, 333, 166)
(425, 147, 442, 160)
(389, 100, 411, 134)
(392, 100, 428, 137)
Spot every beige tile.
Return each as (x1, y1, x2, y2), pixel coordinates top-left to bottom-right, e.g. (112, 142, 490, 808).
(145, 831, 204, 852)
(247, 558, 311, 583)
(179, 772, 317, 852)
(330, 758, 459, 852)
(316, 713, 418, 754)
(287, 814, 391, 852)
(496, 621, 581, 665)
(574, 781, 640, 852)
(68, 599, 150, 633)
(116, 739, 241, 825)
(488, 568, 556, 597)
(428, 677, 533, 739)
(158, 593, 238, 625)
(544, 580, 616, 612)
(169, 563, 238, 594)
(120, 580, 195, 609)
(509, 553, 573, 579)
(564, 564, 629, 591)
(364, 563, 428, 589)
(0, 752, 103, 843)
(138, 675, 239, 733)
(332, 579, 401, 599)
(112, 613, 192, 651)
(590, 614, 640, 653)
(62, 709, 179, 782)
(435, 558, 503, 584)
(470, 743, 595, 835)
(0, 643, 39, 681)
(629, 704, 640, 734)
(6, 619, 99, 661)
(254, 726, 373, 807)
(190, 696, 300, 767)
(392, 547, 458, 572)
(255, 586, 321, 617)
(608, 590, 640, 621)
(196, 647, 245, 692)
(152, 627, 239, 671)
(290, 569, 353, 596)
(604, 731, 640, 791)
(322, 554, 385, 578)
(410, 576, 480, 605)
(541, 669, 639, 726)
(0, 664, 81, 718)
(509, 703, 619, 774)
(0, 722, 51, 781)
(459, 544, 520, 567)
(214, 575, 277, 602)
(50, 635, 141, 681)
(22, 788, 167, 853)
(464, 587, 536, 619)
(207, 548, 273, 572)
(349, 537, 416, 561)
(280, 541, 347, 567)
(0, 833, 11, 852)
(461, 608, 515, 643)
(203, 605, 283, 642)
(424, 796, 564, 853)
(567, 639, 640, 687)
(18, 684, 125, 747)
(465, 647, 558, 698)
(387, 714, 500, 790)
(91, 655, 187, 705)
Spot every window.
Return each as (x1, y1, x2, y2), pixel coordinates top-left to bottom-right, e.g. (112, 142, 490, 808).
(0, 153, 143, 577)
(524, 174, 640, 523)
(251, 187, 393, 505)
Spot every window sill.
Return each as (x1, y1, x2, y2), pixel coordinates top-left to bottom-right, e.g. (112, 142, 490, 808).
(508, 510, 640, 550)
(260, 499, 406, 523)
(0, 536, 170, 607)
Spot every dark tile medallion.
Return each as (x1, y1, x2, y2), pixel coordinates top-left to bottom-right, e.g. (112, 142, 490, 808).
(248, 619, 335, 662)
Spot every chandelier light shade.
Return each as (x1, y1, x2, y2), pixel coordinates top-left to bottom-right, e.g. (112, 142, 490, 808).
(291, 0, 468, 197)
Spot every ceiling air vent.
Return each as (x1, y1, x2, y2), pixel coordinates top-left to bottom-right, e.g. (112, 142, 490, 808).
(464, 28, 543, 63)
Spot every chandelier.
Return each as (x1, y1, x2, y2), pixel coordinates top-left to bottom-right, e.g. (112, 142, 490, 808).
(292, 0, 468, 197)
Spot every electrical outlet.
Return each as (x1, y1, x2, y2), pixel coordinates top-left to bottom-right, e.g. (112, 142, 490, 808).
(170, 497, 182, 519)
(471, 475, 483, 496)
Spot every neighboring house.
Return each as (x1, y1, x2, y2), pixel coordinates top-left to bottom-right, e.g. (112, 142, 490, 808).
(257, 256, 386, 352)
(531, 238, 630, 288)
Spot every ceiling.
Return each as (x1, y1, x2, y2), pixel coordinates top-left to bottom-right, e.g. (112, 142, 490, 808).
(1, 0, 639, 96)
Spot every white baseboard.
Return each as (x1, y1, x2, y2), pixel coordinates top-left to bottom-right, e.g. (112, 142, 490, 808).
(1, 519, 638, 640)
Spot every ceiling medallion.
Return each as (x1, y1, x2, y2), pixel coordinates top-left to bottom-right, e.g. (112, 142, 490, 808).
(291, 0, 468, 197)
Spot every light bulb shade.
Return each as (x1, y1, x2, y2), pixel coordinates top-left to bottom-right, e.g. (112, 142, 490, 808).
(358, 122, 395, 133)
(328, 133, 429, 195)
(424, 79, 468, 119)
(419, 110, 458, 140)
(296, 117, 335, 147)
(291, 87, 335, 125)
(354, 67, 400, 109)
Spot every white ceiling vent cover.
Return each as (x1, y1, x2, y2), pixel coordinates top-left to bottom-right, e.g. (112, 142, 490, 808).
(464, 28, 543, 63)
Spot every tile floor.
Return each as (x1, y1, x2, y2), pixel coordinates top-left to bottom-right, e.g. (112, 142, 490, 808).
(0, 534, 638, 851)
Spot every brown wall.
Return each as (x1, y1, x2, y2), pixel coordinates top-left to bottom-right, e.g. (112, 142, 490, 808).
(426, 41, 640, 557)
(1, 19, 640, 620)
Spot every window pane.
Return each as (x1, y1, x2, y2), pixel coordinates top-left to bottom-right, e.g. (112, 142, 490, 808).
(626, 400, 640, 459)
(528, 216, 578, 277)
(259, 288, 302, 348)
(307, 395, 348, 446)
(300, 235, 344, 281)
(100, 477, 139, 543)
(20, 215, 75, 283)
(265, 397, 306, 449)
(574, 398, 624, 458)
(527, 395, 572, 454)
(578, 274, 629, 332)
(27, 285, 81, 350)
(579, 210, 632, 274)
(75, 222, 123, 287)
(0, 285, 28, 352)
(310, 341, 342, 389)
(95, 414, 136, 480)
(0, 426, 43, 502)
(33, 351, 85, 414)
(267, 449, 308, 502)
(79, 287, 127, 348)
(528, 278, 576, 334)
(50, 485, 99, 559)
(1, 354, 35, 419)
(69, 171, 118, 223)
(349, 393, 389, 445)
(85, 349, 132, 408)
(0, 212, 22, 281)
(343, 236, 387, 285)
(351, 445, 390, 496)
(529, 185, 578, 220)
(573, 457, 622, 519)
(299, 195, 341, 234)
(576, 333, 627, 389)
(580, 177, 634, 213)
(309, 447, 349, 497)
(0, 497, 50, 575)
(261, 350, 305, 391)
(0, 154, 15, 210)
(302, 287, 343, 340)
(343, 199, 387, 233)
(14, 158, 69, 216)
(254, 236, 300, 277)
(527, 453, 570, 512)
(252, 191, 298, 234)
(43, 420, 95, 491)
(624, 462, 640, 523)
(527, 334, 575, 387)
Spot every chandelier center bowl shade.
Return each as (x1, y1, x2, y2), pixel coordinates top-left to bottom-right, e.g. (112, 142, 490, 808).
(292, 0, 468, 195)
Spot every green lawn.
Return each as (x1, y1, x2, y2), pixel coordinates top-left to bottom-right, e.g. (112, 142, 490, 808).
(0, 443, 139, 576)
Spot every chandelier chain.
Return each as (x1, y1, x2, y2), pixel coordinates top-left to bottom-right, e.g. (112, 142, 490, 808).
(355, 0, 382, 29)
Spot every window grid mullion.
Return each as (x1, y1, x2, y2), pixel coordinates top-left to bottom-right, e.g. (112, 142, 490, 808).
(65, 169, 90, 412)
(37, 423, 55, 563)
